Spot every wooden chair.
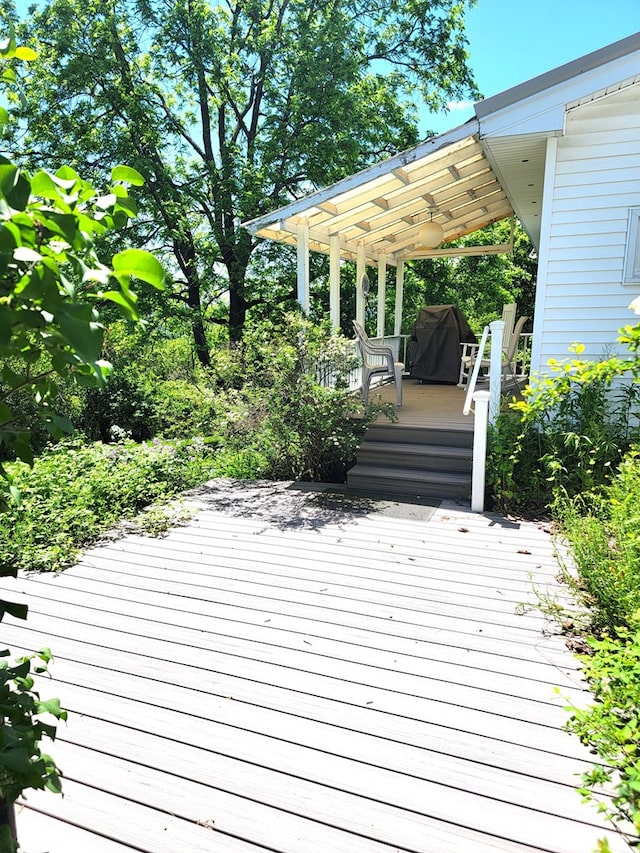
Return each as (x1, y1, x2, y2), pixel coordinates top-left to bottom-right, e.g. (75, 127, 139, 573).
(459, 314, 529, 388)
(353, 321, 404, 406)
(458, 302, 517, 387)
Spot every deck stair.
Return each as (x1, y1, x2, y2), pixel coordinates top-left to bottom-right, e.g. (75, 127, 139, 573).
(347, 423, 473, 501)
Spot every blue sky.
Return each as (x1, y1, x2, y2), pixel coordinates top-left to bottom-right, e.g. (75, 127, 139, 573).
(423, 0, 640, 136)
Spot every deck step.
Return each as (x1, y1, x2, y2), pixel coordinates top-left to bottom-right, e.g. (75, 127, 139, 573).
(347, 464, 471, 500)
(365, 424, 473, 448)
(356, 441, 472, 473)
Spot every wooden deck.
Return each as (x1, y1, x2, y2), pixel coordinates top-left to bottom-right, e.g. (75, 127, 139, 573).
(369, 379, 474, 431)
(2, 480, 630, 853)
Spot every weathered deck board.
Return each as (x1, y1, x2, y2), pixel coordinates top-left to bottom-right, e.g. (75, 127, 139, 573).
(372, 380, 474, 430)
(4, 482, 630, 853)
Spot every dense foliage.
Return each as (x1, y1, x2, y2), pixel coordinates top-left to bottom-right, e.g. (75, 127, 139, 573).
(565, 626, 640, 845)
(211, 315, 394, 482)
(488, 338, 640, 515)
(13, 0, 479, 349)
(490, 319, 640, 845)
(1, 314, 394, 575)
(1, 437, 217, 574)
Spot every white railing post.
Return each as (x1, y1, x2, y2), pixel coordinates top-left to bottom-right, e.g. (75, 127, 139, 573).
(488, 319, 504, 425)
(471, 390, 490, 513)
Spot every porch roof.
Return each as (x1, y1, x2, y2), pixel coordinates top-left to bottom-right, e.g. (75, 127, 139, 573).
(242, 31, 640, 266)
(242, 120, 515, 266)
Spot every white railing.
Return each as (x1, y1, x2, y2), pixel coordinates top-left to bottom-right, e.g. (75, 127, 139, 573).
(464, 320, 505, 513)
(465, 320, 534, 513)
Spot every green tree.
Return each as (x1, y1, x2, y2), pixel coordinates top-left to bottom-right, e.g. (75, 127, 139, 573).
(13, 0, 479, 354)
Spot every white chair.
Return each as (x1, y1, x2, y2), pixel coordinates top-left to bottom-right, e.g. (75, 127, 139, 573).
(459, 315, 529, 388)
(353, 321, 404, 406)
(458, 302, 517, 387)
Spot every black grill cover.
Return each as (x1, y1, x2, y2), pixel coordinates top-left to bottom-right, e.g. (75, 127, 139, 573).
(409, 304, 477, 383)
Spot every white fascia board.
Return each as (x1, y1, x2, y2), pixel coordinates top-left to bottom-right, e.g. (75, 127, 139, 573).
(242, 119, 479, 233)
(478, 47, 640, 139)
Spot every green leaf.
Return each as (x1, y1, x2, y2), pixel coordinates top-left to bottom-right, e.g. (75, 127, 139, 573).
(111, 165, 145, 186)
(0, 160, 19, 197)
(5, 172, 31, 211)
(37, 697, 65, 717)
(53, 166, 80, 190)
(99, 289, 140, 321)
(112, 248, 165, 290)
(14, 46, 38, 61)
(55, 308, 104, 364)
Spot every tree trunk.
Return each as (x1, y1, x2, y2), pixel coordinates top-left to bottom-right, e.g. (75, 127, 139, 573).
(228, 276, 246, 344)
(173, 235, 212, 367)
(0, 798, 17, 852)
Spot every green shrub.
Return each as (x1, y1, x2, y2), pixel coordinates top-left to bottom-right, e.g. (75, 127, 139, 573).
(489, 337, 640, 515)
(78, 375, 159, 443)
(565, 626, 640, 843)
(555, 448, 640, 633)
(0, 438, 216, 574)
(152, 379, 219, 439)
(213, 315, 395, 482)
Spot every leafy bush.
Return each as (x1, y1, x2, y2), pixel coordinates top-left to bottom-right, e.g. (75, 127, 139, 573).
(489, 338, 640, 514)
(565, 626, 640, 844)
(0, 437, 216, 574)
(78, 375, 159, 442)
(555, 448, 640, 633)
(213, 315, 395, 482)
(0, 650, 66, 806)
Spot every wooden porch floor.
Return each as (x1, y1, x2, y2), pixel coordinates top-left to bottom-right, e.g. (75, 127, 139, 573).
(2, 480, 630, 853)
(368, 379, 474, 431)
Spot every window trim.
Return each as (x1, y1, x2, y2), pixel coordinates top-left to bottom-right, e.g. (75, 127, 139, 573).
(623, 207, 640, 284)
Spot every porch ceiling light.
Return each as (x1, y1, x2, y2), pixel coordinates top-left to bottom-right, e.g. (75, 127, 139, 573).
(417, 217, 444, 248)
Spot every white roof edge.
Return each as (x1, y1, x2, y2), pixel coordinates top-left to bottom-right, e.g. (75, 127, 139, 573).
(242, 118, 480, 232)
(475, 31, 640, 120)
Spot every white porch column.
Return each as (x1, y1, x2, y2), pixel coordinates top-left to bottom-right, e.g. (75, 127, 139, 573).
(376, 254, 387, 338)
(329, 235, 341, 330)
(356, 243, 366, 328)
(296, 220, 310, 313)
(393, 260, 404, 336)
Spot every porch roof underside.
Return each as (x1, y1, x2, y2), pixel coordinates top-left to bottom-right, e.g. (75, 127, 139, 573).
(243, 121, 515, 266)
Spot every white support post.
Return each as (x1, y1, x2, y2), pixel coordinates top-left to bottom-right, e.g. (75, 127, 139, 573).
(296, 220, 310, 313)
(376, 254, 387, 338)
(356, 243, 366, 328)
(393, 260, 404, 336)
(488, 319, 504, 425)
(329, 235, 341, 330)
(471, 390, 490, 513)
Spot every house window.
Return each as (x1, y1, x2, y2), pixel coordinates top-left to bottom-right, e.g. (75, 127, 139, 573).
(624, 208, 640, 283)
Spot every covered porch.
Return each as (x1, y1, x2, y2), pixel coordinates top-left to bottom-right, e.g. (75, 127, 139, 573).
(242, 122, 527, 341)
(242, 121, 538, 510)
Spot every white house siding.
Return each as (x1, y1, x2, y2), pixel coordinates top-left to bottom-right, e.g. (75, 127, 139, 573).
(531, 84, 640, 375)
